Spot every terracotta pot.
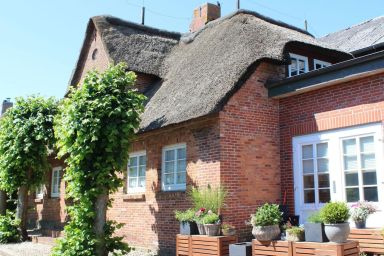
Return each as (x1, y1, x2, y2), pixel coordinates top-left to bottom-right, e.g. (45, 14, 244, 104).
(252, 225, 280, 241)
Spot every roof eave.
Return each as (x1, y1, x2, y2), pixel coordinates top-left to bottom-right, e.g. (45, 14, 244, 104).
(267, 50, 384, 98)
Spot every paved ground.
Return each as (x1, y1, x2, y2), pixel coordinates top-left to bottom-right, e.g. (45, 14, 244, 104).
(0, 242, 158, 256)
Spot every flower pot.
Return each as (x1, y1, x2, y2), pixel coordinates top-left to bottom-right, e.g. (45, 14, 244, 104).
(252, 225, 280, 241)
(286, 229, 304, 242)
(354, 220, 366, 229)
(324, 223, 350, 243)
(180, 222, 199, 235)
(222, 227, 236, 236)
(304, 223, 328, 242)
(204, 224, 221, 236)
(197, 223, 206, 235)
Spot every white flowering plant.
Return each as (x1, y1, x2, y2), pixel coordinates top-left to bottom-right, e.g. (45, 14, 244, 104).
(350, 201, 377, 222)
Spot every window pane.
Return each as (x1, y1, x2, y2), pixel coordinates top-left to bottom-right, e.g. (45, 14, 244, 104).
(177, 148, 186, 160)
(290, 58, 298, 76)
(165, 150, 175, 161)
(177, 172, 186, 184)
(317, 158, 329, 173)
(302, 145, 313, 159)
(164, 174, 174, 185)
(346, 188, 360, 202)
(139, 155, 146, 165)
(139, 166, 146, 177)
(360, 136, 374, 153)
(364, 187, 378, 202)
(345, 172, 359, 186)
(164, 161, 174, 173)
(303, 159, 314, 174)
(343, 139, 356, 155)
(298, 60, 306, 73)
(129, 167, 137, 177)
(319, 189, 331, 203)
(318, 174, 330, 188)
(361, 153, 375, 169)
(139, 177, 145, 187)
(304, 190, 315, 203)
(344, 156, 358, 170)
(128, 178, 137, 188)
(130, 157, 137, 167)
(177, 160, 186, 172)
(317, 143, 328, 157)
(315, 63, 322, 70)
(363, 171, 377, 185)
(303, 175, 314, 189)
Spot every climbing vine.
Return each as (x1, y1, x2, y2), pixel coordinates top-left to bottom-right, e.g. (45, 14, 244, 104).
(0, 96, 58, 239)
(53, 63, 146, 256)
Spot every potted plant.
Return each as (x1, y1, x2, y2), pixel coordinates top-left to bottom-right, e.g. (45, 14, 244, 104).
(194, 208, 207, 235)
(320, 202, 350, 243)
(304, 212, 328, 242)
(251, 203, 282, 241)
(174, 209, 199, 235)
(202, 211, 221, 236)
(350, 201, 377, 229)
(285, 225, 305, 242)
(222, 224, 236, 236)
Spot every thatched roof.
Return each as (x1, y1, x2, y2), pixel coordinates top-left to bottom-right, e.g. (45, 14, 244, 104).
(319, 16, 384, 53)
(70, 10, 351, 132)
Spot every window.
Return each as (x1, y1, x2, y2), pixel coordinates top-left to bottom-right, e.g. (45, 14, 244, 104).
(36, 184, 45, 199)
(162, 144, 187, 191)
(301, 142, 331, 205)
(314, 59, 331, 70)
(51, 167, 61, 198)
(342, 136, 378, 202)
(288, 53, 309, 77)
(127, 151, 146, 193)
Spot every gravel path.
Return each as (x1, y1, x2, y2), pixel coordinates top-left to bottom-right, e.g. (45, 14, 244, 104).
(0, 242, 158, 256)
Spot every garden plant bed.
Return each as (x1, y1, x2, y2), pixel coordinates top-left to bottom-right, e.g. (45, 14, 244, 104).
(176, 235, 237, 256)
(252, 240, 359, 256)
(348, 228, 384, 254)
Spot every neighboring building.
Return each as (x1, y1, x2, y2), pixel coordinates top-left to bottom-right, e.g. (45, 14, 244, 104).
(27, 3, 384, 255)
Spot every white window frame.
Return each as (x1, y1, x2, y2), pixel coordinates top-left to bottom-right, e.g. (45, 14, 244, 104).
(293, 123, 383, 222)
(51, 167, 62, 198)
(36, 184, 45, 199)
(127, 151, 146, 194)
(288, 53, 309, 77)
(314, 59, 331, 70)
(162, 143, 187, 191)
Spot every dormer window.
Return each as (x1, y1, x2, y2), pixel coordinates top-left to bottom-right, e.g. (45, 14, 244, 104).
(314, 59, 331, 70)
(288, 53, 309, 77)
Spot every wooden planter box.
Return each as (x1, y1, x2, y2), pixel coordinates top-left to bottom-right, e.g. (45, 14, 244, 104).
(349, 228, 384, 255)
(252, 240, 358, 256)
(176, 235, 237, 256)
(292, 241, 359, 256)
(252, 240, 292, 256)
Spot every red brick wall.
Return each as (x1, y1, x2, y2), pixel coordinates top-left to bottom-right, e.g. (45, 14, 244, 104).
(279, 72, 384, 214)
(219, 62, 285, 239)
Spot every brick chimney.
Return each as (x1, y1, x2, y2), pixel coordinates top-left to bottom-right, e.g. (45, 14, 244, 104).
(1, 98, 13, 115)
(189, 3, 221, 32)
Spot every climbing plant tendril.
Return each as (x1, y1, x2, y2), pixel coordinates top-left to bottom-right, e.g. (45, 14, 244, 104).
(52, 63, 146, 256)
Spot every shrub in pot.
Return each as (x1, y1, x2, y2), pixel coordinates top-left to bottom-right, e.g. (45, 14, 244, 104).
(222, 224, 236, 236)
(174, 209, 199, 235)
(286, 226, 305, 242)
(304, 212, 328, 242)
(251, 203, 282, 241)
(350, 201, 377, 229)
(320, 202, 350, 243)
(202, 211, 221, 236)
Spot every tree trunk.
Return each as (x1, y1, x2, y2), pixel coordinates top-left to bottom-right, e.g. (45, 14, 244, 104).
(0, 190, 6, 215)
(94, 193, 108, 256)
(16, 185, 28, 240)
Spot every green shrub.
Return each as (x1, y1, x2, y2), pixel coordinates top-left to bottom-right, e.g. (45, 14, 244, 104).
(320, 202, 350, 224)
(188, 185, 227, 213)
(286, 226, 304, 235)
(251, 203, 282, 226)
(0, 211, 21, 243)
(307, 212, 323, 223)
(202, 212, 220, 224)
(174, 209, 196, 223)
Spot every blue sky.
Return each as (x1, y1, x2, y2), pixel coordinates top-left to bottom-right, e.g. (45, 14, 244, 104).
(0, 0, 383, 101)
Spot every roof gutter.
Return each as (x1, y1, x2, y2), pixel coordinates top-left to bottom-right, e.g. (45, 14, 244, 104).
(267, 50, 384, 99)
(351, 41, 384, 56)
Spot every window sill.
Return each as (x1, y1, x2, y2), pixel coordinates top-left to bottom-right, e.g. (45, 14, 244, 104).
(123, 194, 145, 202)
(156, 190, 186, 200)
(34, 198, 43, 204)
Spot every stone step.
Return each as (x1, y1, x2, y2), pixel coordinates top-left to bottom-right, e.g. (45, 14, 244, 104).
(30, 235, 58, 246)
